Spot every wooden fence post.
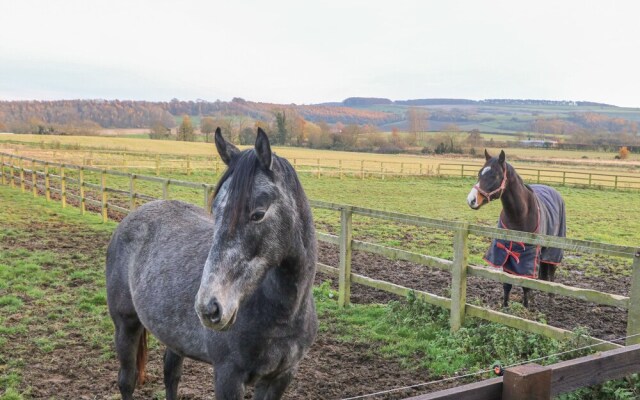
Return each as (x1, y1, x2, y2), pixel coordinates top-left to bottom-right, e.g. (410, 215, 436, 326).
(614, 175, 619, 190)
(562, 171, 566, 186)
(129, 174, 136, 211)
(339, 160, 343, 179)
(338, 207, 353, 308)
(450, 222, 469, 331)
(32, 160, 37, 197)
(79, 168, 86, 215)
(419, 164, 423, 176)
(163, 179, 169, 200)
(360, 160, 364, 180)
(101, 170, 108, 222)
(203, 186, 210, 209)
(626, 251, 640, 345)
(60, 166, 66, 208)
(502, 363, 552, 400)
(461, 164, 465, 178)
(19, 158, 25, 192)
(0, 153, 5, 185)
(44, 162, 50, 201)
(588, 173, 592, 187)
(155, 155, 160, 176)
(9, 156, 15, 189)
(537, 169, 541, 184)
(186, 156, 191, 176)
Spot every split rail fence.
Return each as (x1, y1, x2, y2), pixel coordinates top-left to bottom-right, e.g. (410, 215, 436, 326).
(2, 153, 640, 364)
(438, 163, 640, 190)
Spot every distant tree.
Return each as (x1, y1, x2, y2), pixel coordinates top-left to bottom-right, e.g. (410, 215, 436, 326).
(619, 146, 630, 159)
(406, 107, 429, 143)
(177, 115, 195, 141)
(465, 129, 484, 147)
(200, 117, 217, 143)
(150, 122, 171, 140)
(274, 110, 288, 145)
(0, 120, 6, 132)
(239, 127, 255, 145)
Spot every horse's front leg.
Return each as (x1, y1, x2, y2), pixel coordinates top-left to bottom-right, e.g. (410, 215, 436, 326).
(254, 370, 294, 400)
(503, 283, 513, 308)
(214, 365, 246, 400)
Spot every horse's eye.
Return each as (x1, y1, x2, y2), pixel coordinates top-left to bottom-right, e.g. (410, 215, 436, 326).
(250, 210, 266, 222)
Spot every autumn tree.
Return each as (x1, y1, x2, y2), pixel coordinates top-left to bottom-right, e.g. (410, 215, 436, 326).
(200, 117, 217, 142)
(619, 146, 630, 159)
(150, 121, 171, 140)
(406, 107, 429, 143)
(177, 115, 195, 141)
(465, 129, 484, 147)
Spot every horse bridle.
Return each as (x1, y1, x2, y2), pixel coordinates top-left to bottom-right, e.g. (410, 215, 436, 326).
(474, 165, 507, 203)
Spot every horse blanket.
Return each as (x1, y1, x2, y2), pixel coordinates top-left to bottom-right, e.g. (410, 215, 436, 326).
(484, 184, 566, 278)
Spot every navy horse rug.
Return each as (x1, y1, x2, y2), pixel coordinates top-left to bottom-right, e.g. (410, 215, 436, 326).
(484, 184, 566, 278)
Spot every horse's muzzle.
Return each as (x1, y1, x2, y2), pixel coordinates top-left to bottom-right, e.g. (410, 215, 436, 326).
(196, 296, 238, 331)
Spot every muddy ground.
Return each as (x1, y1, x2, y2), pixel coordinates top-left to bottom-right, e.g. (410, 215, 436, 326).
(4, 178, 630, 399)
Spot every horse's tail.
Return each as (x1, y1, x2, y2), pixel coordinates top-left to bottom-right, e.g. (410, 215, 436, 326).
(136, 328, 148, 386)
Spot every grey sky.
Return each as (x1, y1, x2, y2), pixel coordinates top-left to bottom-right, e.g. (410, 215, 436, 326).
(1, 0, 639, 106)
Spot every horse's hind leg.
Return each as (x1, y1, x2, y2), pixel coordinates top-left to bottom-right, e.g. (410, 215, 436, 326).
(523, 287, 535, 309)
(503, 283, 513, 308)
(540, 262, 557, 304)
(254, 370, 294, 400)
(163, 348, 184, 400)
(113, 314, 145, 400)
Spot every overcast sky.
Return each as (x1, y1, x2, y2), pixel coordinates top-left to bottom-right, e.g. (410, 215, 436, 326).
(1, 0, 639, 106)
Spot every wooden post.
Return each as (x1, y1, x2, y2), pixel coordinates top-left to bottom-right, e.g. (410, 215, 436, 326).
(9, 156, 15, 188)
(203, 186, 210, 209)
(79, 168, 86, 215)
(129, 174, 136, 211)
(186, 156, 191, 176)
(626, 251, 640, 345)
(450, 222, 469, 331)
(614, 175, 619, 190)
(339, 160, 343, 179)
(401, 162, 404, 175)
(293, 158, 297, 170)
(0, 153, 5, 185)
(19, 158, 25, 192)
(461, 164, 465, 178)
(44, 162, 50, 201)
(163, 179, 169, 200)
(155, 155, 160, 176)
(537, 169, 541, 183)
(502, 363, 551, 400)
(360, 160, 364, 180)
(101, 170, 108, 222)
(380, 162, 384, 180)
(338, 207, 353, 308)
(60, 166, 66, 208)
(419, 163, 423, 176)
(32, 160, 37, 197)
(562, 171, 566, 186)
(588, 173, 592, 187)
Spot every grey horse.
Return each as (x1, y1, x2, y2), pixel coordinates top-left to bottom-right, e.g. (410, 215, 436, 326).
(106, 127, 318, 399)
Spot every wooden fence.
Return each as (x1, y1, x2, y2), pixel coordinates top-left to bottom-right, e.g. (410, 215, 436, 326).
(438, 163, 640, 190)
(2, 153, 640, 352)
(405, 344, 640, 399)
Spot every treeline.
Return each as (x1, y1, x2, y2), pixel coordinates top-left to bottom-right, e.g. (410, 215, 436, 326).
(340, 97, 614, 107)
(0, 99, 401, 133)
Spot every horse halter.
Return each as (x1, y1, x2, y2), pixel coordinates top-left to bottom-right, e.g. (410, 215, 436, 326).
(474, 165, 507, 203)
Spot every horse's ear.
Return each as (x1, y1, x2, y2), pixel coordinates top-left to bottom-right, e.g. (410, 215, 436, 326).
(255, 127, 273, 171)
(215, 127, 240, 166)
(484, 149, 491, 161)
(498, 150, 506, 165)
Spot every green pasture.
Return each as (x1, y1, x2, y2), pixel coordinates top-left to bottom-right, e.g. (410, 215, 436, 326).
(2, 184, 639, 399)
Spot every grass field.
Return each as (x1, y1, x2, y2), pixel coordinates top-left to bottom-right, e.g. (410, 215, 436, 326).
(3, 183, 639, 399)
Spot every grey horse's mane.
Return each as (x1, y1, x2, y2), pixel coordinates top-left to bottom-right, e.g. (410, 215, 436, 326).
(212, 149, 310, 232)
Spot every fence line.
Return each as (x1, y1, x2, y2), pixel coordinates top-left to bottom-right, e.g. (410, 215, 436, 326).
(1, 152, 639, 351)
(438, 162, 640, 190)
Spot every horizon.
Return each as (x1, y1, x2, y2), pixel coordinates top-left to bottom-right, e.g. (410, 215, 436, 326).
(2, 1, 640, 107)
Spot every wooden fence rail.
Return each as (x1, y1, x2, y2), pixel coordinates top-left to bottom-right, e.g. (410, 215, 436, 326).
(405, 344, 640, 400)
(438, 163, 640, 191)
(1, 153, 639, 352)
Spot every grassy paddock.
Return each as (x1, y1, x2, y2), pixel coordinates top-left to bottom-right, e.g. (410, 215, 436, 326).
(1, 185, 635, 399)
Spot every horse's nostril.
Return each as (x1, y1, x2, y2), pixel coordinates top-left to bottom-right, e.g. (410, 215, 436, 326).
(204, 298, 222, 324)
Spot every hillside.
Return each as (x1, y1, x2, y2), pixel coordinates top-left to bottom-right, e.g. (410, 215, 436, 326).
(1, 98, 639, 139)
